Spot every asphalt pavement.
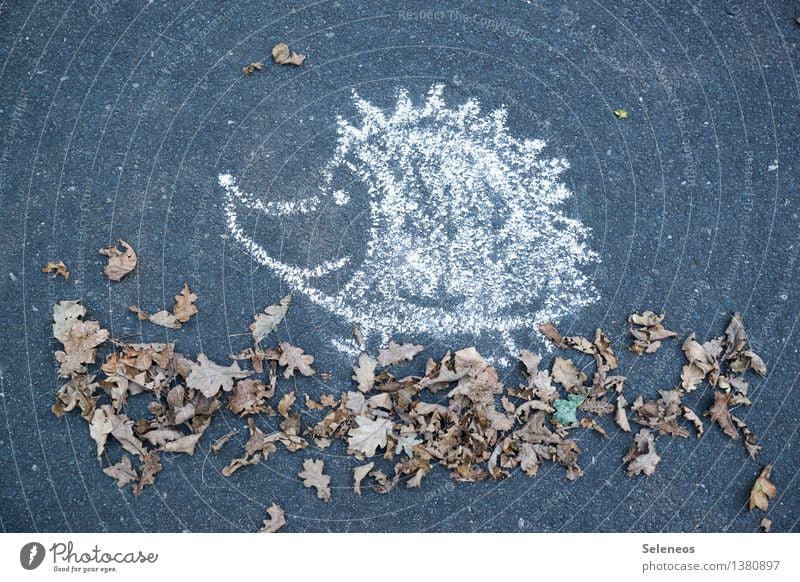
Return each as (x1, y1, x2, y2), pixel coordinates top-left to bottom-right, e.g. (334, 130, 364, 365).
(0, 0, 798, 532)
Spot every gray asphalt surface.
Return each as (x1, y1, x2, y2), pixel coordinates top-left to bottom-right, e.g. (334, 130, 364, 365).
(1, 0, 798, 532)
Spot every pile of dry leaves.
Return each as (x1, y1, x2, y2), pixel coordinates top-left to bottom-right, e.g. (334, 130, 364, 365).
(46, 246, 776, 532)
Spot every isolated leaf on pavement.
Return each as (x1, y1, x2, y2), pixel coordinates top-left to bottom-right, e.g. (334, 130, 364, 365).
(272, 43, 306, 66)
(250, 294, 291, 343)
(242, 62, 263, 75)
(186, 353, 250, 397)
(298, 459, 331, 501)
(42, 260, 69, 280)
(258, 504, 287, 532)
(749, 464, 777, 511)
(173, 283, 198, 323)
(99, 239, 137, 281)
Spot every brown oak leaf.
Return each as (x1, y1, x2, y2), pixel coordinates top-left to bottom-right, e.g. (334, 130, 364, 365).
(258, 503, 287, 532)
(377, 341, 424, 367)
(186, 353, 250, 397)
(749, 464, 777, 511)
(278, 342, 315, 378)
(298, 459, 331, 501)
(99, 239, 137, 281)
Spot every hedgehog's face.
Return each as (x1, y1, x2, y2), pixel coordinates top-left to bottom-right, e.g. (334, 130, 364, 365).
(221, 85, 600, 360)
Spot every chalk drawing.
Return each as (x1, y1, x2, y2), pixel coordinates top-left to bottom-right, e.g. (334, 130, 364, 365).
(221, 84, 600, 360)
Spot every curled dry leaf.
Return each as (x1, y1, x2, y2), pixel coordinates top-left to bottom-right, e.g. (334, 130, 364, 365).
(615, 394, 631, 432)
(211, 429, 238, 455)
(707, 392, 738, 440)
(272, 42, 306, 66)
(186, 353, 250, 398)
(99, 239, 137, 281)
(42, 260, 70, 280)
(760, 517, 772, 532)
(353, 462, 374, 495)
(749, 464, 777, 511)
(298, 459, 331, 501)
(228, 379, 273, 416)
(278, 342, 315, 378)
(628, 310, 677, 354)
(129, 306, 181, 329)
(377, 341, 424, 367)
(133, 452, 162, 496)
(258, 503, 287, 532)
(731, 415, 760, 458)
(242, 62, 263, 75)
(251, 294, 291, 343)
(624, 429, 661, 476)
(538, 321, 565, 348)
(352, 353, 377, 393)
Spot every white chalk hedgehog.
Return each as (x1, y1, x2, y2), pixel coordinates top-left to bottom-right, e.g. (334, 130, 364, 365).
(220, 84, 599, 360)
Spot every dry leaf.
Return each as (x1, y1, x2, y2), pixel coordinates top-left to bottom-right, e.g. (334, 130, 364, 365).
(258, 503, 286, 532)
(624, 429, 661, 476)
(298, 459, 331, 501)
(173, 283, 198, 323)
(377, 341, 424, 367)
(272, 42, 306, 66)
(42, 260, 69, 280)
(53, 300, 85, 343)
(760, 517, 772, 532)
(538, 321, 565, 347)
(129, 306, 181, 329)
(228, 379, 273, 416)
(250, 295, 291, 343)
(211, 429, 238, 455)
(707, 392, 738, 439)
(54, 319, 109, 377)
(615, 394, 631, 432)
(628, 311, 677, 354)
(242, 62, 263, 75)
(352, 353, 377, 393)
(347, 416, 391, 458)
(133, 452, 162, 495)
(103, 455, 138, 487)
(749, 464, 777, 511)
(278, 342, 315, 378)
(186, 353, 250, 398)
(353, 462, 374, 495)
(551, 357, 587, 393)
(99, 239, 137, 281)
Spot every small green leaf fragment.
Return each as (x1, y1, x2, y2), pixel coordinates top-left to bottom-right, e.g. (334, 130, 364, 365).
(613, 108, 629, 119)
(553, 394, 585, 426)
